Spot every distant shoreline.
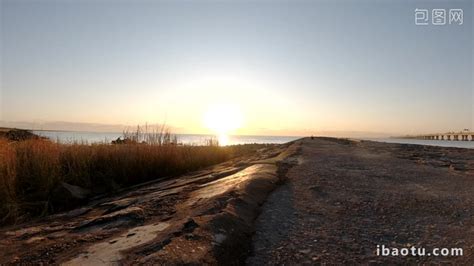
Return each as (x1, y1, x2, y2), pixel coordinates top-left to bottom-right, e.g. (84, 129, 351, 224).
(30, 128, 302, 139)
(6, 127, 301, 138)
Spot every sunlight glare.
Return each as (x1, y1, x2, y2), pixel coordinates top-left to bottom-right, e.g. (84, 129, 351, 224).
(203, 103, 243, 135)
(218, 134, 229, 146)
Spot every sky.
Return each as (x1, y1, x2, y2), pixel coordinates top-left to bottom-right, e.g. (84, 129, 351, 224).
(1, 0, 473, 136)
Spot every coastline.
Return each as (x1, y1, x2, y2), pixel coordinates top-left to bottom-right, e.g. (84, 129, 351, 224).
(1, 137, 473, 264)
(0, 140, 301, 264)
(359, 137, 474, 149)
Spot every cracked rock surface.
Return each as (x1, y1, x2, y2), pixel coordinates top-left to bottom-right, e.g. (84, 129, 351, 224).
(0, 141, 301, 265)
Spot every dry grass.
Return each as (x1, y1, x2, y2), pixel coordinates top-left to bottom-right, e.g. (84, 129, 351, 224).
(0, 135, 264, 225)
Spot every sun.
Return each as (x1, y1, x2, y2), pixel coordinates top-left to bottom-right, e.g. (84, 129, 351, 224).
(203, 103, 243, 144)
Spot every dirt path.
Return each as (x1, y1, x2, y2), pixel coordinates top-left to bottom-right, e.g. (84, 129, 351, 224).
(247, 138, 474, 264)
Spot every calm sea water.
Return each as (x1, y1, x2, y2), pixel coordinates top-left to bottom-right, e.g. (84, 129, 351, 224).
(33, 130, 300, 146)
(32, 131, 474, 149)
(360, 138, 474, 149)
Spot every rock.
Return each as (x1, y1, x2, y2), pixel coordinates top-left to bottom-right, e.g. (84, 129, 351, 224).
(51, 182, 91, 211)
(299, 249, 311, 254)
(61, 182, 90, 199)
(213, 233, 227, 245)
(0, 128, 41, 141)
(63, 207, 92, 218)
(73, 206, 145, 232)
(183, 218, 199, 233)
(111, 137, 138, 145)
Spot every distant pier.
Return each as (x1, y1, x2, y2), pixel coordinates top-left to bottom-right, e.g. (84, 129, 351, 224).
(401, 131, 474, 141)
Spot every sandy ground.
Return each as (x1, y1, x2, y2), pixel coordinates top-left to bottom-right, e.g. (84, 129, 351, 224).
(247, 138, 474, 264)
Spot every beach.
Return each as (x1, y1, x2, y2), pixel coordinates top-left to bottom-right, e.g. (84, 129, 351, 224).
(0, 137, 473, 264)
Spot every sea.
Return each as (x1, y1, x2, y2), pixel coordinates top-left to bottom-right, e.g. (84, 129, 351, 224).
(33, 131, 474, 149)
(33, 130, 299, 146)
(360, 138, 474, 149)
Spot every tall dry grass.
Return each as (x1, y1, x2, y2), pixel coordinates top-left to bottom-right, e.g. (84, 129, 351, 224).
(121, 124, 178, 145)
(0, 135, 262, 225)
(0, 139, 18, 223)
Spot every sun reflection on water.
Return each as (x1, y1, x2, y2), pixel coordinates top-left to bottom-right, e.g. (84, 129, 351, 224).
(217, 134, 229, 146)
(218, 134, 229, 146)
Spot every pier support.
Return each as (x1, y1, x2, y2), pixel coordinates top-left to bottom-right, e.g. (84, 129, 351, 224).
(411, 132, 473, 141)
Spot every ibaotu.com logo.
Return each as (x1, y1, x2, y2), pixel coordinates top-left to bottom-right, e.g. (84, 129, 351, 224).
(376, 245, 463, 257)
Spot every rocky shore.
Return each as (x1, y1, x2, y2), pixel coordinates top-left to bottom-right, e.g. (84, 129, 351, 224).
(0, 140, 301, 264)
(0, 128, 41, 141)
(1, 137, 473, 264)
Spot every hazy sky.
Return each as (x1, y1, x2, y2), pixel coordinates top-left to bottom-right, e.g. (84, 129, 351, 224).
(1, 0, 472, 135)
